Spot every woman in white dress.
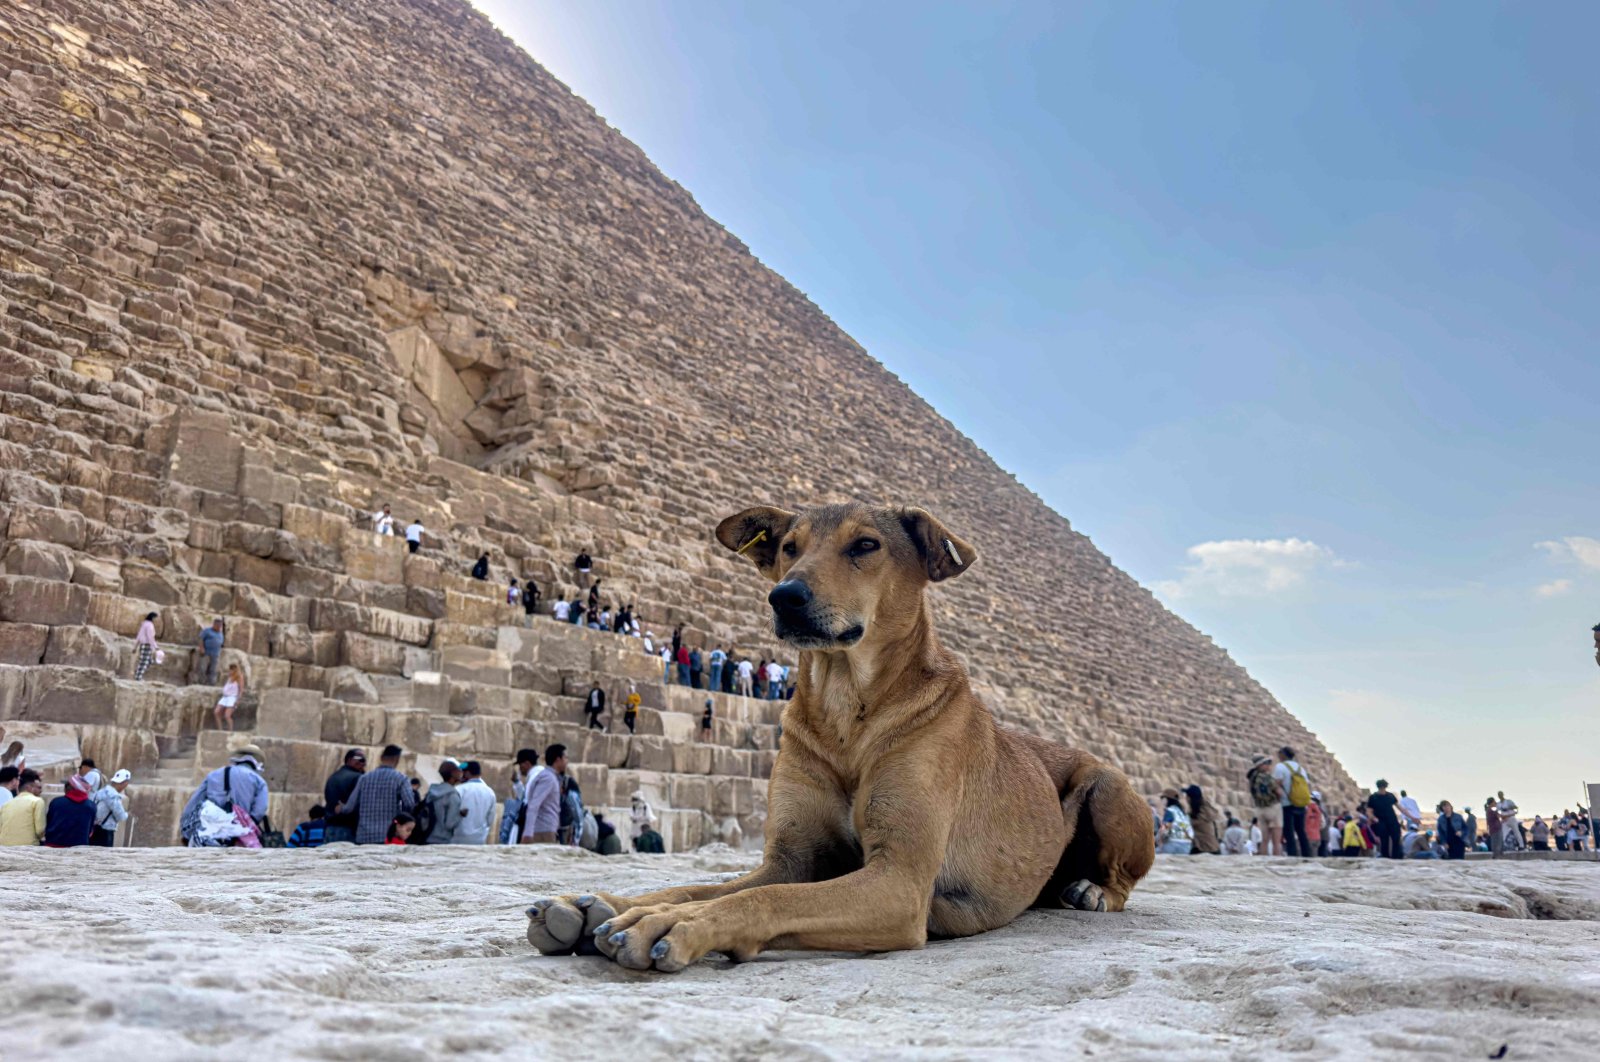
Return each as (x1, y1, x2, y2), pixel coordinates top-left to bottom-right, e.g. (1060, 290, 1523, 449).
(213, 663, 246, 732)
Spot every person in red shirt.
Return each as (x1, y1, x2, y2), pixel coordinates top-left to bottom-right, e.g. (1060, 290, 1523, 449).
(386, 812, 415, 845)
(675, 644, 691, 686)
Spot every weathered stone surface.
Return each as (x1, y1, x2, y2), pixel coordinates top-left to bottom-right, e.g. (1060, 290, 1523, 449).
(43, 625, 122, 671)
(256, 688, 324, 741)
(0, 578, 90, 627)
(0, 623, 49, 665)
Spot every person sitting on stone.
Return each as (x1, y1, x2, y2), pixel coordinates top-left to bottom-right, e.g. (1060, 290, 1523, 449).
(595, 814, 623, 855)
(635, 823, 666, 854)
(471, 552, 490, 580)
(1221, 816, 1249, 854)
(287, 804, 329, 848)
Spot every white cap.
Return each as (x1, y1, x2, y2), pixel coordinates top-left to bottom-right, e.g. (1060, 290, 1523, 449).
(111, 769, 132, 783)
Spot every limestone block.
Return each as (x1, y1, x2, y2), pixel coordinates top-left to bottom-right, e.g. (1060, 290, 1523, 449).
(591, 641, 662, 684)
(495, 624, 538, 666)
(670, 742, 713, 776)
(284, 565, 339, 599)
(323, 701, 386, 745)
(6, 502, 87, 549)
(472, 715, 513, 757)
(624, 735, 676, 773)
(712, 776, 756, 817)
(43, 625, 121, 671)
(0, 539, 74, 582)
(536, 627, 593, 671)
(256, 688, 323, 740)
(325, 665, 379, 704)
(341, 525, 405, 584)
(407, 672, 451, 713)
(237, 461, 299, 507)
(0, 576, 90, 626)
(432, 622, 497, 649)
(443, 588, 504, 628)
(0, 622, 48, 665)
(636, 708, 697, 744)
(383, 708, 432, 753)
(569, 762, 608, 802)
(668, 774, 710, 810)
(80, 724, 160, 774)
(338, 630, 407, 675)
(439, 644, 510, 686)
(232, 553, 285, 594)
(403, 553, 442, 590)
(70, 557, 122, 591)
(121, 565, 184, 606)
(123, 785, 188, 847)
(18, 666, 118, 724)
(155, 410, 243, 494)
(85, 592, 148, 636)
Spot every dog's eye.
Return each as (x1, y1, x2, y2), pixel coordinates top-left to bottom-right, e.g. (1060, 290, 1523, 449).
(848, 538, 880, 557)
(782, 541, 797, 558)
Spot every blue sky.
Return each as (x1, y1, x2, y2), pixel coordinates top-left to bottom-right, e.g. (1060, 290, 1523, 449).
(472, 1, 1599, 814)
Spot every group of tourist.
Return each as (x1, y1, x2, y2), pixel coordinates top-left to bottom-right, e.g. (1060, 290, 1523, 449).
(0, 760, 132, 847)
(1153, 750, 1592, 861)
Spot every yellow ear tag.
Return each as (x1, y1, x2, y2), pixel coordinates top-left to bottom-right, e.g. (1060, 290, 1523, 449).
(736, 529, 769, 556)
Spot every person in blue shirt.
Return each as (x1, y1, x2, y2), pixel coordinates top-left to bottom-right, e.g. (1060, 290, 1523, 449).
(179, 744, 270, 846)
(287, 805, 329, 848)
(708, 645, 727, 692)
(44, 776, 96, 848)
(197, 618, 225, 685)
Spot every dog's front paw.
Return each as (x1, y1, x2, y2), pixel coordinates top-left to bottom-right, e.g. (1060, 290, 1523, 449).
(526, 893, 619, 955)
(593, 900, 742, 973)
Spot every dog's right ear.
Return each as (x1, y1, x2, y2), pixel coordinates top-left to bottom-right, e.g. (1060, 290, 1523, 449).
(715, 506, 797, 581)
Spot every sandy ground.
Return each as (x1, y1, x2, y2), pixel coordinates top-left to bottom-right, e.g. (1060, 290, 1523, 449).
(2, 847, 1597, 1061)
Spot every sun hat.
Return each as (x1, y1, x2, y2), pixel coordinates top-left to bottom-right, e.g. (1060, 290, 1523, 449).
(230, 743, 266, 769)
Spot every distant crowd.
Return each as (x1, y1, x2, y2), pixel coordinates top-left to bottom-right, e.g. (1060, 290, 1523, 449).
(1152, 745, 1592, 860)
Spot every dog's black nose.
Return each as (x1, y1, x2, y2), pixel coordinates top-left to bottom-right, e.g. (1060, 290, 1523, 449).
(768, 580, 813, 616)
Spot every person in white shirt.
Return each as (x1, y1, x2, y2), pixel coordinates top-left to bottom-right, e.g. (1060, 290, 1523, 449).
(454, 762, 496, 844)
(765, 661, 784, 700)
(0, 765, 19, 810)
(630, 790, 658, 844)
(736, 658, 754, 697)
(404, 520, 424, 553)
(1222, 817, 1249, 854)
(1397, 790, 1422, 829)
(552, 599, 570, 622)
(372, 504, 395, 535)
(1248, 818, 1263, 855)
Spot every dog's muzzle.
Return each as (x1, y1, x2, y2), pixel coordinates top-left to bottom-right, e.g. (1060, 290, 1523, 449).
(769, 580, 864, 649)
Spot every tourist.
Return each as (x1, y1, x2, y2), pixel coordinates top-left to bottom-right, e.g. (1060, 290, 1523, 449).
(1305, 792, 1326, 857)
(212, 662, 245, 732)
(1246, 754, 1282, 856)
(1340, 814, 1369, 856)
(1436, 800, 1468, 860)
(689, 646, 704, 690)
(1484, 797, 1502, 856)
(574, 550, 592, 578)
(1461, 804, 1476, 854)
(0, 769, 45, 846)
(1564, 812, 1583, 852)
(1222, 817, 1249, 854)
(420, 762, 462, 845)
(548, 745, 583, 846)
(701, 698, 714, 742)
(340, 744, 416, 845)
(90, 769, 131, 846)
(404, 518, 424, 553)
(134, 611, 160, 680)
(588, 578, 602, 612)
(0, 765, 18, 811)
(386, 812, 415, 845)
(721, 652, 736, 694)
(736, 656, 754, 697)
(179, 744, 269, 847)
(709, 644, 727, 692)
(455, 761, 495, 845)
(42, 775, 94, 848)
(589, 605, 606, 631)
(584, 682, 606, 731)
(630, 790, 658, 848)
(676, 644, 691, 686)
(659, 643, 672, 683)
(1404, 828, 1439, 859)
(571, 598, 586, 626)
(1184, 784, 1220, 854)
(1156, 789, 1194, 854)
(522, 579, 541, 623)
(79, 758, 102, 793)
(410, 777, 424, 810)
(1398, 789, 1423, 831)
(595, 814, 623, 855)
(1367, 779, 1403, 860)
(671, 625, 683, 659)
(1496, 792, 1523, 852)
(1531, 815, 1551, 851)
(1248, 816, 1262, 855)
(500, 749, 537, 845)
(197, 618, 225, 685)
(471, 552, 490, 580)
(1275, 747, 1313, 858)
(323, 748, 367, 844)
(506, 576, 521, 609)
(766, 660, 785, 700)
(635, 823, 666, 854)
(623, 686, 641, 734)
(552, 596, 571, 623)
(519, 746, 561, 845)
(287, 805, 329, 848)
(372, 504, 395, 535)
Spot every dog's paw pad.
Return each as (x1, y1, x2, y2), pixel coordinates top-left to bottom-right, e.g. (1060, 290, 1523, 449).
(526, 897, 587, 954)
(1063, 879, 1107, 913)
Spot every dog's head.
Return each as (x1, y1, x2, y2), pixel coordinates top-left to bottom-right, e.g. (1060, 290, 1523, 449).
(715, 502, 976, 651)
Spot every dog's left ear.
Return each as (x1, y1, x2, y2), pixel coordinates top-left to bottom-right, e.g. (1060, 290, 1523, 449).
(898, 507, 977, 582)
(715, 506, 797, 581)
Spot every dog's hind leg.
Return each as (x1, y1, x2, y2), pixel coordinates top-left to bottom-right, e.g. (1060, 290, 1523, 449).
(1037, 761, 1154, 913)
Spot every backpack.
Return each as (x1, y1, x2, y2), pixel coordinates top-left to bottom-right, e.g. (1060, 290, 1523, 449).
(1287, 763, 1312, 808)
(412, 791, 438, 844)
(635, 828, 665, 854)
(578, 810, 599, 851)
(1248, 767, 1278, 808)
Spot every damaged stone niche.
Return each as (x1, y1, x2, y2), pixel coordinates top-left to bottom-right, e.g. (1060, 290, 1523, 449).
(363, 269, 549, 464)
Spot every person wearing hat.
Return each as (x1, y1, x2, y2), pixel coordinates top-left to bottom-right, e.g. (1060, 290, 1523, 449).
(44, 775, 97, 848)
(91, 769, 133, 847)
(1156, 788, 1194, 854)
(1246, 753, 1284, 856)
(179, 744, 270, 846)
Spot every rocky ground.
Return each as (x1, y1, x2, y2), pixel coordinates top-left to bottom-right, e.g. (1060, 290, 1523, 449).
(2, 846, 1596, 1060)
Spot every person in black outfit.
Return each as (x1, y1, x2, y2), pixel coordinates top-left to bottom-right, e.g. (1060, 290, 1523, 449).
(522, 580, 541, 620)
(588, 578, 602, 611)
(584, 683, 606, 730)
(1436, 800, 1468, 860)
(470, 553, 489, 580)
(574, 551, 592, 576)
(323, 748, 367, 843)
(1367, 778, 1403, 859)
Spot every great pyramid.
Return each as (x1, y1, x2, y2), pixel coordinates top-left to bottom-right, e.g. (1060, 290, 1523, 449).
(0, 0, 1357, 845)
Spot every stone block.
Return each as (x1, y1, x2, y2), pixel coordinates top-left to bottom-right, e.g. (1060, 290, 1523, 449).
(6, 502, 86, 549)
(624, 735, 676, 773)
(0, 622, 48, 664)
(636, 707, 697, 743)
(472, 715, 513, 757)
(536, 627, 593, 670)
(121, 565, 184, 606)
(232, 553, 285, 594)
(15, 666, 118, 724)
(154, 410, 243, 494)
(323, 701, 386, 745)
(0, 576, 90, 626)
(0, 539, 75, 582)
(238, 461, 299, 506)
(439, 644, 510, 686)
(338, 630, 407, 675)
(80, 724, 160, 775)
(341, 525, 405, 584)
(281, 504, 344, 548)
(256, 687, 323, 740)
(670, 741, 713, 776)
(43, 625, 121, 671)
(70, 557, 122, 591)
(384, 708, 432, 753)
(325, 665, 379, 704)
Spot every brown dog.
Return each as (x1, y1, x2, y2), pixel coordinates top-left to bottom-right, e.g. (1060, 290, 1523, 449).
(526, 502, 1154, 972)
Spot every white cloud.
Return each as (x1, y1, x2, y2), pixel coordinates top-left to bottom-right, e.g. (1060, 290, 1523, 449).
(1536, 536, 1600, 571)
(1155, 537, 1341, 600)
(1534, 579, 1573, 598)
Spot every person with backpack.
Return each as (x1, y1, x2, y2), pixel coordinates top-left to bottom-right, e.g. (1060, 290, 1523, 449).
(1246, 754, 1283, 856)
(414, 762, 463, 845)
(90, 769, 132, 846)
(1156, 789, 1194, 854)
(339, 745, 415, 845)
(1275, 746, 1314, 858)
